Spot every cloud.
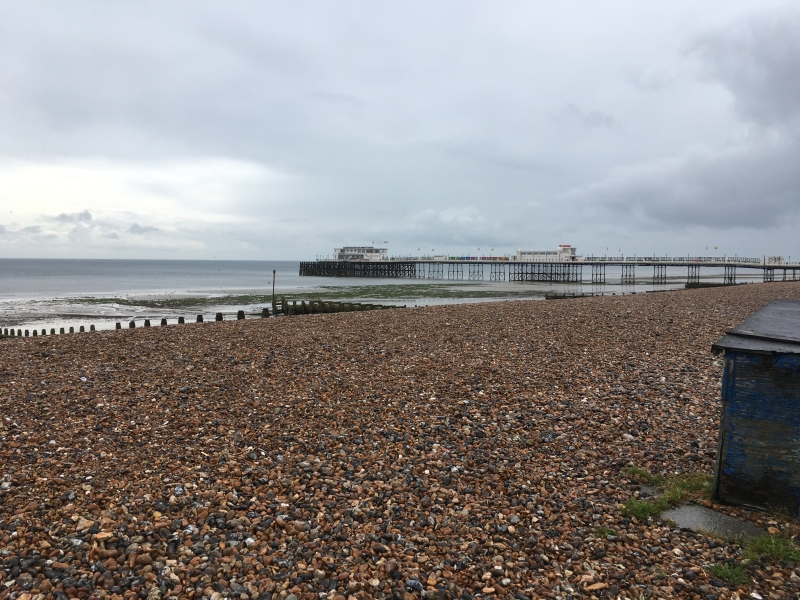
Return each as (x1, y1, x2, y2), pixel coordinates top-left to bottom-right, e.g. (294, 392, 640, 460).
(0, 3, 799, 258)
(438, 206, 483, 225)
(565, 6, 800, 233)
(54, 210, 92, 223)
(692, 9, 800, 127)
(565, 136, 800, 229)
(127, 222, 159, 235)
(554, 104, 621, 130)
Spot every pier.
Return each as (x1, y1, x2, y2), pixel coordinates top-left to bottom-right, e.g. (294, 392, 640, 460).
(300, 256, 800, 284)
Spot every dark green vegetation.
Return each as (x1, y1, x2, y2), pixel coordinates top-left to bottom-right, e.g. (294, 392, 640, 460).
(593, 525, 617, 538)
(704, 537, 800, 589)
(707, 563, 750, 586)
(62, 283, 544, 310)
(621, 466, 712, 520)
(743, 536, 800, 561)
(622, 466, 665, 487)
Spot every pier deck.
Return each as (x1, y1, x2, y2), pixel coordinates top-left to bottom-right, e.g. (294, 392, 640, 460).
(300, 257, 800, 284)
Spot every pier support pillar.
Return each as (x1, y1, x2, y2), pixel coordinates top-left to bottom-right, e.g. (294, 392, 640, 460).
(468, 263, 484, 280)
(763, 268, 775, 282)
(653, 265, 667, 285)
(591, 264, 606, 284)
(621, 264, 635, 285)
(447, 262, 463, 280)
(489, 263, 506, 281)
(687, 264, 700, 286)
(427, 262, 443, 279)
(724, 265, 736, 285)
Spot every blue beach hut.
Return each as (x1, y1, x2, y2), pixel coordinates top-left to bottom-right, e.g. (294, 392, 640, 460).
(711, 300, 800, 516)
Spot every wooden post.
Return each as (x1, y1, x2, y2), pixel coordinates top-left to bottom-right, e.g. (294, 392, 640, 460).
(261, 307, 270, 318)
(216, 312, 223, 321)
(69, 327, 74, 333)
(237, 310, 245, 320)
(144, 320, 151, 327)
(129, 321, 135, 329)
(178, 317, 185, 324)
(161, 318, 167, 326)
(59, 328, 65, 334)
(50, 328, 55, 335)
(116, 323, 121, 330)
(80, 325, 85, 332)
(90, 325, 95, 331)
(32, 330, 37, 337)
(196, 315, 203, 323)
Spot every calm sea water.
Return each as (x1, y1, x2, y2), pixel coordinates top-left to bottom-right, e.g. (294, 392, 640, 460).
(0, 259, 309, 298)
(0, 259, 759, 331)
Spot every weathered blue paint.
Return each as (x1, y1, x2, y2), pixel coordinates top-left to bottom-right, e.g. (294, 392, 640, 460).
(714, 349, 800, 514)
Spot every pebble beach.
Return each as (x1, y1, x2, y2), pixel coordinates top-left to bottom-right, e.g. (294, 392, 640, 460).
(2, 282, 800, 600)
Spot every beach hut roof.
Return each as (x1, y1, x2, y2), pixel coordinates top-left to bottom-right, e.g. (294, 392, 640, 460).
(712, 299, 800, 355)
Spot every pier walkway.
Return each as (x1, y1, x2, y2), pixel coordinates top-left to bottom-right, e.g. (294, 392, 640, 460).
(300, 256, 800, 284)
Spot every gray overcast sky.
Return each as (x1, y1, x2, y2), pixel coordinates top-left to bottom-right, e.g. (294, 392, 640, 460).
(1, 1, 799, 260)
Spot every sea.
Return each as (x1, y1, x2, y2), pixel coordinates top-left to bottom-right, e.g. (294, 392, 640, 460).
(0, 259, 758, 332)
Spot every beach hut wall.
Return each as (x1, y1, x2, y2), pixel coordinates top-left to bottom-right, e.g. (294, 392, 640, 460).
(711, 300, 800, 514)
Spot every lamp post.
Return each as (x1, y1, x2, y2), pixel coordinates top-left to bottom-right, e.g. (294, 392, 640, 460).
(272, 270, 276, 308)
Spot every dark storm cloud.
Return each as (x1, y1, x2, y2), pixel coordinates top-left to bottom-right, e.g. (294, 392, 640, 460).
(568, 138, 800, 228)
(573, 6, 800, 233)
(693, 9, 800, 126)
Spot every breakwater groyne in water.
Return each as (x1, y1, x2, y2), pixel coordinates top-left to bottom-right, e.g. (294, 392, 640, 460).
(0, 299, 400, 338)
(301, 256, 800, 284)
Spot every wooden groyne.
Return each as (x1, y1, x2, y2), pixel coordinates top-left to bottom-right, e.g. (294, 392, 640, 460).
(0, 299, 404, 339)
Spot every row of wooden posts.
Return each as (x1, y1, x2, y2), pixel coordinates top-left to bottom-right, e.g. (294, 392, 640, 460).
(1, 298, 402, 338)
(279, 297, 402, 315)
